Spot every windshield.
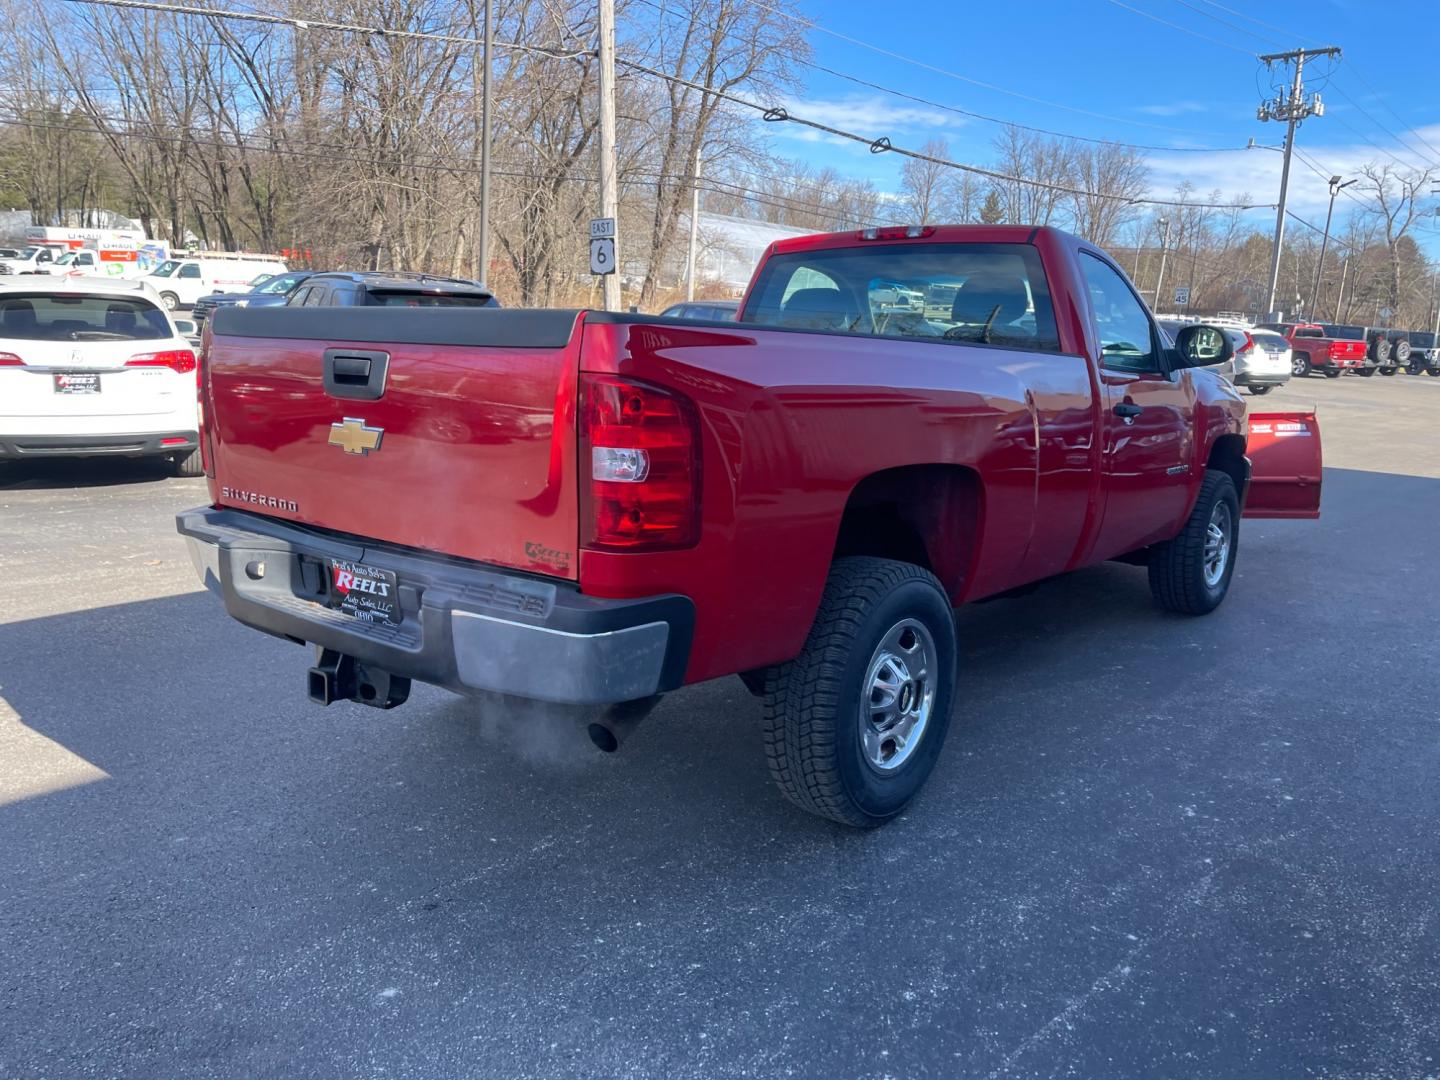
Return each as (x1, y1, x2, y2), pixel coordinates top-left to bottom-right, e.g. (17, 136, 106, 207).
(257, 273, 304, 295)
(741, 242, 1060, 351)
(1319, 324, 1365, 341)
(150, 260, 181, 278)
(0, 294, 172, 341)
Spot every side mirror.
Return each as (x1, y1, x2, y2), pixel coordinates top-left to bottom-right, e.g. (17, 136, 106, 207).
(173, 319, 198, 337)
(1173, 324, 1234, 368)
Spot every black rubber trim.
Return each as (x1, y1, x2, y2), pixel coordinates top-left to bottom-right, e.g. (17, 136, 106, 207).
(211, 306, 584, 348)
(0, 431, 198, 457)
(177, 505, 695, 696)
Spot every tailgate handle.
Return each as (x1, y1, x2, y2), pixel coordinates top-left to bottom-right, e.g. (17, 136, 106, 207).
(323, 349, 389, 401)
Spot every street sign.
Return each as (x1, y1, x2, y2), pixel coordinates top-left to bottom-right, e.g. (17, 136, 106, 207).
(589, 237, 616, 276)
(1173, 285, 1191, 306)
(589, 217, 616, 239)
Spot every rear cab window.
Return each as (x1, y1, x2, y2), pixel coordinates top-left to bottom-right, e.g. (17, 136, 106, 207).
(0, 294, 172, 341)
(366, 291, 496, 307)
(739, 242, 1061, 352)
(1319, 324, 1366, 341)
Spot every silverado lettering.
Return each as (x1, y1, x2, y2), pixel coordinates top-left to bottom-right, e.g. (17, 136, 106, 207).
(181, 224, 1322, 829)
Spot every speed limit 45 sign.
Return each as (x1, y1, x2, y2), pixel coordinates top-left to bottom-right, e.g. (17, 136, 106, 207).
(589, 236, 616, 276)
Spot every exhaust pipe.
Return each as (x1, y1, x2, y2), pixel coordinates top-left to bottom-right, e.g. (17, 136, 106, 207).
(587, 695, 663, 753)
(308, 648, 411, 710)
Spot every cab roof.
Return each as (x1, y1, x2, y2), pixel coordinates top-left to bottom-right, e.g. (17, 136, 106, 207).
(763, 224, 1067, 258)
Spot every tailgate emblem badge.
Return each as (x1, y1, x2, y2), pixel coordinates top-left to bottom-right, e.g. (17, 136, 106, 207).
(328, 417, 384, 456)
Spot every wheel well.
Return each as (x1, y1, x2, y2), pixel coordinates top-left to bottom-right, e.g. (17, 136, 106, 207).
(1207, 433, 1248, 499)
(832, 464, 982, 599)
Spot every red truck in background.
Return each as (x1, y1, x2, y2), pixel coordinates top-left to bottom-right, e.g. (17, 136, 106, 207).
(1256, 321, 1369, 378)
(179, 225, 1322, 828)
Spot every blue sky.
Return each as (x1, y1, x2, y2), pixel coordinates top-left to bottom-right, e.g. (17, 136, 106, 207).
(755, 0, 1440, 255)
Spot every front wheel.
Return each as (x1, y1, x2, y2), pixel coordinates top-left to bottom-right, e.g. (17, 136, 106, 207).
(761, 557, 957, 828)
(1247, 384, 1273, 395)
(1148, 469, 1239, 616)
(1428, 368, 1440, 377)
(1379, 366, 1397, 376)
(1356, 367, 1377, 378)
(1406, 363, 1424, 376)
(1291, 353, 1312, 378)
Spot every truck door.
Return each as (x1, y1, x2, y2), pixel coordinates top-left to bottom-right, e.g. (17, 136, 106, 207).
(1079, 252, 1195, 561)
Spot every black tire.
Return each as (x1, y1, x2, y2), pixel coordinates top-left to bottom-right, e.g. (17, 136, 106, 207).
(1379, 366, 1397, 376)
(1323, 369, 1342, 379)
(1247, 384, 1273, 395)
(1147, 470, 1239, 616)
(1428, 368, 1440, 377)
(1356, 366, 1377, 378)
(1406, 362, 1423, 376)
(160, 291, 180, 311)
(1291, 353, 1312, 378)
(761, 557, 957, 828)
(169, 449, 204, 477)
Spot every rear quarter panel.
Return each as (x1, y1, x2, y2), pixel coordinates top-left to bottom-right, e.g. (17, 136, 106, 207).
(577, 319, 1097, 682)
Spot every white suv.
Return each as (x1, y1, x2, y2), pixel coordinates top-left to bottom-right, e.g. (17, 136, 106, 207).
(0, 278, 202, 475)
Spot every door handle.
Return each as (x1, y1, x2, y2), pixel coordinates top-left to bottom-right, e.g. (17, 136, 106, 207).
(1113, 402, 1143, 420)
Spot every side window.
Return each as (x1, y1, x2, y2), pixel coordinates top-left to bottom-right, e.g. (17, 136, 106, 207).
(288, 287, 310, 306)
(1078, 253, 1158, 373)
(302, 286, 328, 307)
(329, 287, 357, 307)
(178, 264, 202, 280)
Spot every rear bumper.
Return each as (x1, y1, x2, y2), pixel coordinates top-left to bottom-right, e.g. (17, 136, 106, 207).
(0, 431, 198, 458)
(176, 506, 694, 706)
(1235, 372, 1290, 387)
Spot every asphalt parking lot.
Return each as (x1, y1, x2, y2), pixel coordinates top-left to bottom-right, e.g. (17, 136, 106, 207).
(2, 373, 1438, 1079)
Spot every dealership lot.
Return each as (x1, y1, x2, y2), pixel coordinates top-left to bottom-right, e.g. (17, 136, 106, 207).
(2, 376, 1438, 1079)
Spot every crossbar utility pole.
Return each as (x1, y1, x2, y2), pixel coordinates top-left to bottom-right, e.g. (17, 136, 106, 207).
(1257, 46, 1341, 318)
(685, 145, 701, 301)
(597, 0, 621, 311)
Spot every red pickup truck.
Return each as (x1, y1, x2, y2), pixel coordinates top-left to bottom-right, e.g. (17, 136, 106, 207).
(1256, 321, 1369, 378)
(179, 225, 1321, 827)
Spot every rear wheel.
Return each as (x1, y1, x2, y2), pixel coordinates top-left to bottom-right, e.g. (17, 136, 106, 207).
(159, 291, 180, 312)
(1248, 384, 1273, 395)
(1429, 368, 1440, 377)
(1148, 470, 1239, 616)
(1379, 366, 1397, 376)
(1323, 369, 1342, 379)
(1291, 353, 1312, 377)
(761, 557, 957, 828)
(169, 449, 203, 477)
(1356, 367, 1377, 378)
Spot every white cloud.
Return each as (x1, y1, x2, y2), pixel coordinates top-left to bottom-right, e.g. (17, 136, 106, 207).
(1136, 101, 1209, 117)
(782, 94, 969, 139)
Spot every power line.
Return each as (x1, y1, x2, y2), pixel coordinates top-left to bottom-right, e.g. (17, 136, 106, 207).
(737, 0, 1240, 137)
(1167, 0, 1286, 48)
(633, 0, 1251, 154)
(1101, 0, 1257, 57)
(56, 0, 1276, 212)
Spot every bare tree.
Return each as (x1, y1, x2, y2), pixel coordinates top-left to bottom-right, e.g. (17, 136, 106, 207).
(1356, 162, 1438, 317)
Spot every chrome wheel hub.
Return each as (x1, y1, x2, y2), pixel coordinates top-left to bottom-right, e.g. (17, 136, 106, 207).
(1204, 501, 1232, 588)
(861, 618, 937, 771)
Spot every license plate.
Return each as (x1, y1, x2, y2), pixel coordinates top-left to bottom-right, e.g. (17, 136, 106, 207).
(328, 560, 401, 624)
(54, 372, 101, 395)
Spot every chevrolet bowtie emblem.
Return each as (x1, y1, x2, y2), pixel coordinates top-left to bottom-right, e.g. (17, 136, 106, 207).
(328, 417, 384, 456)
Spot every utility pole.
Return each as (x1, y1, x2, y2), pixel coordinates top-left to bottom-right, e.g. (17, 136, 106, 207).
(1309, 174, 1355, 317)
(1333, 257, 1348, 322)
(685, 144, 701, 301)
(597, 0, 621, 311)
(1258, 45, 1341, 318)
(1432, 269, 1439, 337)
(1153, 217, 1171, 310)
(477, 0, 493, 287)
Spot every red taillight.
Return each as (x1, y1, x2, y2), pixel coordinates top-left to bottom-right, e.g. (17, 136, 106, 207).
(0, 351, 24, 366)
(1237, 333, 1255, 356)
(126, 349, 197, 374)
(580, 374, 700, 551)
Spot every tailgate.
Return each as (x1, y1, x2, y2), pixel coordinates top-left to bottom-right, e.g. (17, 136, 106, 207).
(1244, 409, 1321, 520)
(205, 307, 585, 579)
